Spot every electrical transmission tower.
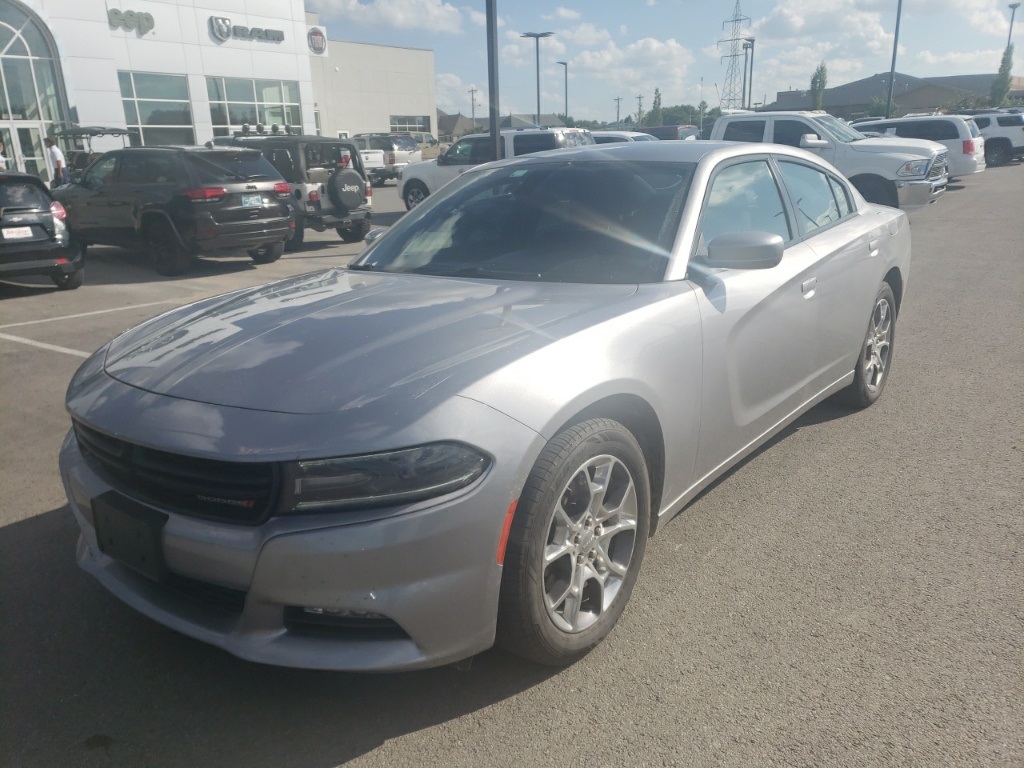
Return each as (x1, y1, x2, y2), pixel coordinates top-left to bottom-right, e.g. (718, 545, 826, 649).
(719, 1, 750, 110)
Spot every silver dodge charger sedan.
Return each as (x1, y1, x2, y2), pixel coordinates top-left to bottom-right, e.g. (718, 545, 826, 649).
(60, 141, 910, 671)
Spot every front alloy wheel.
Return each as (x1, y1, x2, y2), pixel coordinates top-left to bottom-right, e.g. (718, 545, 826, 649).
(497, 418, 650, 665)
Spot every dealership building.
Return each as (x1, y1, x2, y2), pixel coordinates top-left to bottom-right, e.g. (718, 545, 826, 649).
(1, 0, 437, 180)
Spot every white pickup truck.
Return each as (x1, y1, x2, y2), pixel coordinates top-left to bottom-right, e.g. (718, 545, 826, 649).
(356, 147, 387, 184)
(709, 111, 948, 209)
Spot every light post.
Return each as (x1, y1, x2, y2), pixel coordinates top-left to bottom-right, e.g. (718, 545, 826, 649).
(885, 0, 904, 119)
(556, 61, 568, 122)
(1010, 3, 1021, 47)
(521, 32, 553, 126)
(745, 37, 756, 112)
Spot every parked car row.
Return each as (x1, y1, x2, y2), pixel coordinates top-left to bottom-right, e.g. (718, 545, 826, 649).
(2, 135, 380, 288)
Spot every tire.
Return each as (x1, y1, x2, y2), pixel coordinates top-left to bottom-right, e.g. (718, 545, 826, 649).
(147, 219, 193, 276)
(839, 282, 897, 409)
(284, 224, 305, 252)
(52, 267, 83, 290)
(248, 241, 284, 264)
(497, 418, 651, 666)
(327, 168, 365, 212)
(403, 180, 429, 210)
(985, 141, 1012, 167)
(852, 176, 898, 208)
(337, 219, 370, 243)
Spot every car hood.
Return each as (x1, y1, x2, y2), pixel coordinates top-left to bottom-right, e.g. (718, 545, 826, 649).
(102, 269, 638, 415)
(848, 136, 943, 156)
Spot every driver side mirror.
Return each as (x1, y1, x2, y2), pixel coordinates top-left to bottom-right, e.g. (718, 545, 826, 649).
(800, 133, 829, 149)
(706, 231, 784, 269)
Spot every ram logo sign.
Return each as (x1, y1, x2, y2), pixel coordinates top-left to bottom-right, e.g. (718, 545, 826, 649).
(209, 16, 285, 43)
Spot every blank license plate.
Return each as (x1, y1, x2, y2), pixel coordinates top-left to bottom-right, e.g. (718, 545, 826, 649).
(241, 194, 262, 208)
(2, 226, 33, 239)
(92, 495, 168, 582)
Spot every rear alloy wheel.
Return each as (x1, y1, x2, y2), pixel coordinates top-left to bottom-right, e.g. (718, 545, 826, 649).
(403, 181, 429, 210)
(986, 142, 1012, 167)
(248, 241, 284, 264)
(52, 267, 83, 290)
(148, 220, 193, 276)
(840, 282, 897, 409)
(337, 219, 370, 243)
(497, 418, 650, 666)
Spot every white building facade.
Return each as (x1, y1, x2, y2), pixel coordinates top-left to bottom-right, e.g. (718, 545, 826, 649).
(1, 0, 436, 181)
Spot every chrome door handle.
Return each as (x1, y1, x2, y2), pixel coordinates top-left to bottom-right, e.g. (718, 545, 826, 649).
(801, 277, 817, 297)
(869, 239, 880, 257)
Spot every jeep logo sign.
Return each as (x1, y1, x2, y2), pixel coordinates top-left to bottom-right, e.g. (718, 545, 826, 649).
(209, 16, 284, 43)
(342, 185, 360, 193)
(108, 8, 155, 36)
(308, 27, 328, 55)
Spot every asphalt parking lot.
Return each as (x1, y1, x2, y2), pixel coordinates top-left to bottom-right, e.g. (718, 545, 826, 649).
(1, 169, 1021, 767)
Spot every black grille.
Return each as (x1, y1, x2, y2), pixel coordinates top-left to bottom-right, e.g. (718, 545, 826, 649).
(74, 422, 279, 525)
(283, 607, 410, 640)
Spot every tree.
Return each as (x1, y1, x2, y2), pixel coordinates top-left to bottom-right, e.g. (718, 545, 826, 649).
(989, 44, 1014, 107)
(648, 88, 664, 127)
(810, 62, 828, 110)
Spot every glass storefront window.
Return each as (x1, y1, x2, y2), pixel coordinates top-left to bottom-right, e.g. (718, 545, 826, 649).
(3, 58, 39, 120)
(34, 63, 57, 122)
(119, 71, 195, 146)
(391, 115, 431, 133)
(207, 76, 302, 135)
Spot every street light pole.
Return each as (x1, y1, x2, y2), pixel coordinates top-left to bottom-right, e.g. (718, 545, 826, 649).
(521, 32, 553, 126)
(556, 61, 568, 122)
(746, 37, 756, 111)
(1010, 3, 1021, 48)
(885, 0, 904, 119)
(614, 97, 622, 127)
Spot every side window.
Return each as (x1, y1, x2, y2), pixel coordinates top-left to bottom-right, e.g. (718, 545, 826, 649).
(893, 123, 926, 140)
(117, 152, 151, 184)
(827, 176, 853, 217)
(512, 133, 558, 155)
(777, 161, 842, 235)
(997, 115, 1024, 127)
(931, 120, 958, 140)
(83, 154, 119, 187)
(974, 117, 990, 129)
(445, 139, 476, 164)
(722, 120, 766, 142)
(772, 119, 814, 147)
(695, 160, 790, 258)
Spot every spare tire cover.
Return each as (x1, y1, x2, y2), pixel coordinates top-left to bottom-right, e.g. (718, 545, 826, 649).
(327, 168, 364, 212)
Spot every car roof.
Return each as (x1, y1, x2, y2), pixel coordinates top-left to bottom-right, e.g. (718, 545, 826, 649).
(0, 171, 51, 186)
(591, 130, 654, 138)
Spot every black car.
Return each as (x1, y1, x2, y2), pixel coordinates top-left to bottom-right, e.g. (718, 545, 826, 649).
(0, 172, 84, 289)
(221, 135, 373, 250)
(54, 147, 294, 276)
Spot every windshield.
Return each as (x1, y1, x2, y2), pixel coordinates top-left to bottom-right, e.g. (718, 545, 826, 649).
(352, 160, 696, 284)
(812, 114, 867, 143)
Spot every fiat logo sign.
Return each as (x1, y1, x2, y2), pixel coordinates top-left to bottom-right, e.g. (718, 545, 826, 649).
(308, 27, 327, 54)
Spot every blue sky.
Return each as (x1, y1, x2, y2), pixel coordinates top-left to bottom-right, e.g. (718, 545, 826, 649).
(306, 1, 1023, 122)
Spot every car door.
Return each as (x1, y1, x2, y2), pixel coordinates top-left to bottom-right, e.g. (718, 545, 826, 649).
(686, 156, 820, 478)
(774, 159, 890, 390)
(770, 117, 837, 166)
(434, 137, 489, 189)
(60, 152, 121, 243)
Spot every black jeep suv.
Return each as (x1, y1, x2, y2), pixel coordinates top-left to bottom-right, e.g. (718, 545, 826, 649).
(54, 146, 294, 276)
(222, 135, 372, 250)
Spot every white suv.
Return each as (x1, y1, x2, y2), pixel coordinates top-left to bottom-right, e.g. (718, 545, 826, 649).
(967, 111, 1024, 166)
(398, 127, 595, 209)
(854, 115, 985, 178)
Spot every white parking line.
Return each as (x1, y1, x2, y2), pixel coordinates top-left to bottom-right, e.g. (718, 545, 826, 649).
(0, 332, 91, 358)
(0, 300, 178, 330)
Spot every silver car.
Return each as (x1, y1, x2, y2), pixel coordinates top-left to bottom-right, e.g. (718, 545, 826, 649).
(60, 141, 911, 671)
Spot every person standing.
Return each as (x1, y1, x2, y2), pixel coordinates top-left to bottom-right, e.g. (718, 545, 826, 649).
(0, 140, 7, 171)
(44, 137, 68, 187)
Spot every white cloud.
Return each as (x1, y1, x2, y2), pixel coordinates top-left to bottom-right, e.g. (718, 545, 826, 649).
(542, 7, 582, 22)
(917, 47, 1006, 68)
(307, 0, 463, 34)
(435, 72, 489, 115)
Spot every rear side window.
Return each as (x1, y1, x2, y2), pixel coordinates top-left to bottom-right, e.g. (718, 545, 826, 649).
(512, 133, 558, 155)
(722, 120, 766, 142)
(188, 151, 283, 182)
(997, 115, 1024, 127)
(965, 120, 981, 138)
(0, 180, 50, 210)
(119, 152, 188, 184)
(777, 161, 842, 234)
(974, 117, 990, 128)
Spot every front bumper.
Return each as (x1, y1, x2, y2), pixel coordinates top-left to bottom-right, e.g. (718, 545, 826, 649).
(895, 174, 946, 210)
(59, 399, 540, 671)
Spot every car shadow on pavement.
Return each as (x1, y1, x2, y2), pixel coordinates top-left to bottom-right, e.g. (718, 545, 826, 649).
(0, 506, 556, 768)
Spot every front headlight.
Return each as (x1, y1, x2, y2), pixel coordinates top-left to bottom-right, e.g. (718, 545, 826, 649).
(279, 442, 489, 514)
(896, 159, 930, 177)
